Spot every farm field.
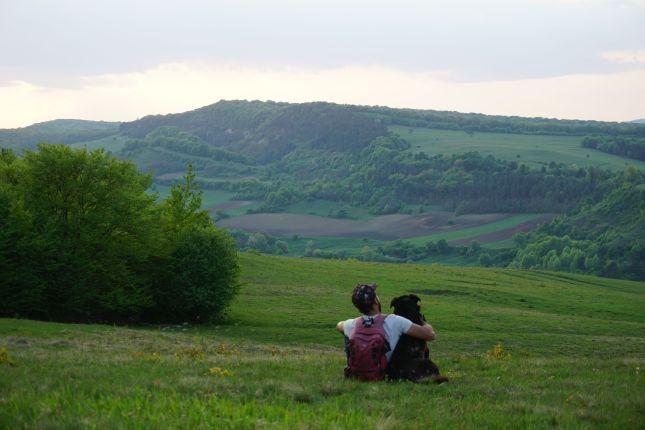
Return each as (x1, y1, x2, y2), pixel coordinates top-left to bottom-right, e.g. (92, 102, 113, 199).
(219, 212, 507, 241)
(405, 214, 555, 246)
(391, 125, 645, 171)
(219, 211, 552, 247)
(1, 253, 643, 428)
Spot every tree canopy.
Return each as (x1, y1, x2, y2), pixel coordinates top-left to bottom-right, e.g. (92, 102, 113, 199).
(0, 145, 239, 323)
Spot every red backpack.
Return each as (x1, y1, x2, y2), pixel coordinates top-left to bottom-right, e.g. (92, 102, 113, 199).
(345, 314, 389, 381)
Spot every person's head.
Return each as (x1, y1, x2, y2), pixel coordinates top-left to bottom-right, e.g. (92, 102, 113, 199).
(352, 283, 381, 315)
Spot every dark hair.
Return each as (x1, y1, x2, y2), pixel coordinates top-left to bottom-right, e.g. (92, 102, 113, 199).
(352, 283, 377, 314)
(354, 301, 373, 315)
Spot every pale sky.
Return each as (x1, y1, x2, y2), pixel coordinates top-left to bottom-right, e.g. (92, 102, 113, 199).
(1, 0, 644, 128)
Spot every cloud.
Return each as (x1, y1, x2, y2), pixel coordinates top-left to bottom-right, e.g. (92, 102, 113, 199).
(601, 50, 645, 64)
(1, 62, 644, 128)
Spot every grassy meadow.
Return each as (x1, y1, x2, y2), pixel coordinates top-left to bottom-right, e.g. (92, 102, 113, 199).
(392, 126, 645, 171)
(1, 253, 643, 429)
(69, 134, 130, 153)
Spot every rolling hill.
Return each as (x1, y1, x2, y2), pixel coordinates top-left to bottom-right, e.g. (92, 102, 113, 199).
(0, 119, 119, 150)
(1, 101, 643, 279)
(1, 253, 643, 428)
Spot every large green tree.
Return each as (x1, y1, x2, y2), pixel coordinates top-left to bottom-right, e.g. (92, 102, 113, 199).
(0, 145, 239, 323)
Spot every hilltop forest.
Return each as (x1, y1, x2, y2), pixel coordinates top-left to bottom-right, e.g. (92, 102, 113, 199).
(1, 100, 644, 280)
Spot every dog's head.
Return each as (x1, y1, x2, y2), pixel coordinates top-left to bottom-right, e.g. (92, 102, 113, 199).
(390, 294, 425, 324)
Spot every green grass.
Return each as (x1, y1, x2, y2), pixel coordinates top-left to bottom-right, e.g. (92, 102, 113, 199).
(406, 214, 544, 246)
(392, 126, 645, 171)
(283, 236, 382, 256)
(1, 253, 643, 428)
(283, 199, 374, 220)
(150, 185, 236, 210)
(69, 134, 130, 153)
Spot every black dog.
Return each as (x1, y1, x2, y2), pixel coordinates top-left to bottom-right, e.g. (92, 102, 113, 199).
(387, 294, 448, 383)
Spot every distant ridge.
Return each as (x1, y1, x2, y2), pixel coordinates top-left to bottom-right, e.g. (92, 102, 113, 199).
(0, 119, 119, 150)
(628, 119, 645, 124)
(4, 119, 119, 132)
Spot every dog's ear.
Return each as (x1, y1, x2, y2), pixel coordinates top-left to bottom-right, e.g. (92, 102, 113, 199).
(409, 294, 421, 304)
(390, 297, 400, 309)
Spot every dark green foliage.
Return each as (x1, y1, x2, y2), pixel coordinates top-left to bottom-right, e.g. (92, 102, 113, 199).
(230, 230, 289, 255)
(152, 228, 239, 323)
(582, 135, 645, 161)
(259, 135, 610, 214)
(0, 145, 158, 321)
(121, 126, 250, 164)
(0, 145, 239, 323)
(511, 171, 645, 280)
(478, 252, 493, 267)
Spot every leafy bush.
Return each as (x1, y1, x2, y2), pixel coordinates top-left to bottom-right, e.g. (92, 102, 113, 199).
(151, 227, 239, 323)
(0, 145, 239, 323)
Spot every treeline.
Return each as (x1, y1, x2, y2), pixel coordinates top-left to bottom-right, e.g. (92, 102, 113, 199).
(0, 145, 239, 323)
(300, 237, 513, 267)
(361, 105, 645, 137)
(353, 240, 513, 267)
(230, 230, 290, 255)
(121, 126, 250, 163)
(582, 135, 645, 162)
(510, 171, 645, 280)
(230, 228, 513, 267)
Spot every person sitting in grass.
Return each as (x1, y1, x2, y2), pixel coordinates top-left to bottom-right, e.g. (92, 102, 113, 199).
(335, 283, 436, 381)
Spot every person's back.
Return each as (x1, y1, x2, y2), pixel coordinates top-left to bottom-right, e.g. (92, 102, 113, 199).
(345, 314, 388, 380)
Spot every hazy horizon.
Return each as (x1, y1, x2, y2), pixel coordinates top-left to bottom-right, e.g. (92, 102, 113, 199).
(1, 0, 644, 128)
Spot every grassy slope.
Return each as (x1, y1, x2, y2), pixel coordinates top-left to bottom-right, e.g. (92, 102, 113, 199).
(1, 254, 643, 429)
(392, 126, 645, 171)
(69, 134, 130, 152)
(152, 185, 236, 209)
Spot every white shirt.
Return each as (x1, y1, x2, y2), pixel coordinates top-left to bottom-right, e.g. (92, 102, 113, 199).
(342, 314, 413, 361)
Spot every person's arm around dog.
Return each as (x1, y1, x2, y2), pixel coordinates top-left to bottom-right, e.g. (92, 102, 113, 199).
(406, 321, 435, 341)
(337, 319, 435, 341)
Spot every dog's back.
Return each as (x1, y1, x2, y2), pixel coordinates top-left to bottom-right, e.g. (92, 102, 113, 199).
(388, 294, 445, 383)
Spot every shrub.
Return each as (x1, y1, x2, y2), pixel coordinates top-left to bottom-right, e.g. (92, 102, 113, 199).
(0, 145, 239, 323)
(151, 227, 239, 323)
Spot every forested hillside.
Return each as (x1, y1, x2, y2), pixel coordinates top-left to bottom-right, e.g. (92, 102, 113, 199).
(120, 101, 387, 162)
(581, 135, 645, 162)
(1, 100, 643, 279)
(511, 170, 645, 280)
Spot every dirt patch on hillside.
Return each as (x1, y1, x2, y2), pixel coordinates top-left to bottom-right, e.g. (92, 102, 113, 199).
(219, 212, 511, 240)
(450, 213, 557, 246)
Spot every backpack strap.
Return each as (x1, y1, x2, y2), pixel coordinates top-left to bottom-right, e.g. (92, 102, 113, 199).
(357, 314, 388, 329)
